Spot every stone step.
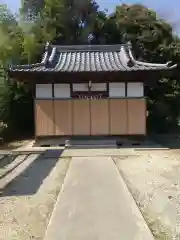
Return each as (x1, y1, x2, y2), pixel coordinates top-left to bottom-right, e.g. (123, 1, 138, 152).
(65, 145, 117, 149)
(65, 139, 117, 145)
(65, 139, 117, 149)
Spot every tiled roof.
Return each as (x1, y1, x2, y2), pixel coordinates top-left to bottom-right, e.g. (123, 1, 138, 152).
(9, 43, 177, 73)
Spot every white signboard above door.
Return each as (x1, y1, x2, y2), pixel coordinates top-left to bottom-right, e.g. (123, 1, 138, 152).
(73, 83, 107, 92)
(73, 83, 88, 92)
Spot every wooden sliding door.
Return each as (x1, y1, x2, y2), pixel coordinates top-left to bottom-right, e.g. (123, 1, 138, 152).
(54, 100, 72, 136)
(35, 100, 54, 136)
(73, 100, 90, 135)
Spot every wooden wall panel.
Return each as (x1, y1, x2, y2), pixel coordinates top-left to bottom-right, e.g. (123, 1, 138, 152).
(109, 99, 127, 135)
(73, 100, 90, 135)
(91, 100, 109, 135)
(54, 100, 72, 136)
(35, 100, 54, 136)
(35, 98, 147, 137)
(127, 99, 146, 135)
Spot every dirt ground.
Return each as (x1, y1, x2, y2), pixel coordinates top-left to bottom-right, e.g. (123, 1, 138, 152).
(114, 149, 180, 240)
(0, 152, 70, 240)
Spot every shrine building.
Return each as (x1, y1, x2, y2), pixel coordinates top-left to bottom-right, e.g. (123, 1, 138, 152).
(8, 43, 177, 138)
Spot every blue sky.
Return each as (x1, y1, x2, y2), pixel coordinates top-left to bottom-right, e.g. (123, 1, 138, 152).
(0, 0, 180, 29)
(0, 0, 179, 14)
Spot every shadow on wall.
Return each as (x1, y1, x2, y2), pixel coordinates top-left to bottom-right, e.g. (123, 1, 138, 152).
(0, 149, 64, 197)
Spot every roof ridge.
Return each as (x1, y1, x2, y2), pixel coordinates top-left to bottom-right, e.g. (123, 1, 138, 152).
(52, 44, 132, 52)
(51, 43, 131, 47)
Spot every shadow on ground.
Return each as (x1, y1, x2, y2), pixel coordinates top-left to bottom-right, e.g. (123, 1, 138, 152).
(115, 136, 163, 149)
(0, 155, 29, 180)
(0, 149, 64, 197)
(0, 155, 17, 168)
(150, 134, 180, 149)
(33, 136, 164, 150)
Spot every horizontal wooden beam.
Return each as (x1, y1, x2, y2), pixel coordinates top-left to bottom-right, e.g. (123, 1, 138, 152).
(7, 69, 176, 86)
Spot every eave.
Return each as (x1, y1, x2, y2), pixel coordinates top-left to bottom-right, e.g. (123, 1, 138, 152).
(7, 42, 178, 85)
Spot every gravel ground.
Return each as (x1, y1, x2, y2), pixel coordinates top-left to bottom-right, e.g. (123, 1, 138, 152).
(113, 150, 180, 239)
(0, 154, 70, 240)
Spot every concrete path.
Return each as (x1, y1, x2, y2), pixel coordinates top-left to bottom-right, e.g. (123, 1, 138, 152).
(44, 156, 154, 240)
(62, 148, 137, 157)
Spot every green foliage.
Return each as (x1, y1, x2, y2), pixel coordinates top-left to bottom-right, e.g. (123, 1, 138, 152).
(0, 5, 23, 66)
(0, 5, 35, 138)
(40, 0, 100, 44)
(114, 4, 174, 61)
(0, 82, 33, 139)
(21, 0, 45, 20)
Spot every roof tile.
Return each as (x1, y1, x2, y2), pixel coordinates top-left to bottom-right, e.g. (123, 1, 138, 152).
(9, 44, 177, 73)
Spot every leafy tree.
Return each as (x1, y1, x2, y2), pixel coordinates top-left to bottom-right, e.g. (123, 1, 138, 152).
(0, 5, 34, 138)
(0, 5, 23, 66)
(40, 0, 100, 44)
(114, 4, 174, 61)
(0, 81, 33, 139)
(21, 0, 45, 20)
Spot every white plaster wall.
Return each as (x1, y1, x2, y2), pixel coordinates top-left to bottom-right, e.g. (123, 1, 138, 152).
(54, 84, 71, 98)
(109, 83, 125, 97)
(36, 84, 53, 99)
(127, 82, 144, 97)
